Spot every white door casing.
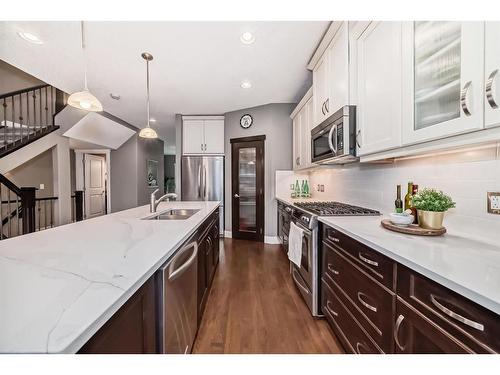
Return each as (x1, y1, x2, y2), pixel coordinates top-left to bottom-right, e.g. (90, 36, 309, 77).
(84, 154, 106, 219)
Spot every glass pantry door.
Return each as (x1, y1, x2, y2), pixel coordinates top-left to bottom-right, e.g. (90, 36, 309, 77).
(402, 22, 484, 145)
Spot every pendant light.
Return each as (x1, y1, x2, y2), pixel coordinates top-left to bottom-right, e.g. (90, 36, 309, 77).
(138, 52, 158, 139)
(67, 21, 103, 112)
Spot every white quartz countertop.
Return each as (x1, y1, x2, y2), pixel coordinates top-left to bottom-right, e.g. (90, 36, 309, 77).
(317, 215, 500, 316)
(0, 201, 220, 353)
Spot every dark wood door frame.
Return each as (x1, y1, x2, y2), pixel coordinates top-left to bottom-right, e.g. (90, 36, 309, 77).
(230, 135, 265, 242)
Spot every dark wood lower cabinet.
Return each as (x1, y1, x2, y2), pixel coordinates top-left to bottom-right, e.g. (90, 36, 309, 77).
(79, 208, 221, 354)
(394, 298, 472, 353)
(319, 222, 500, 354)
(78, 277, 156, 354)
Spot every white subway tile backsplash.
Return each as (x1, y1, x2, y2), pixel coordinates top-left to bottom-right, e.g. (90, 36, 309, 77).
(307, 145, 500, 243)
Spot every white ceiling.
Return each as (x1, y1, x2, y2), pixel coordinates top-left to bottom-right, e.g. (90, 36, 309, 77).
(0, 21, 328, 153)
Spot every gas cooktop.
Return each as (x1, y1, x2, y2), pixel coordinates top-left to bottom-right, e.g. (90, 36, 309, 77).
(294, 201, 380, 216)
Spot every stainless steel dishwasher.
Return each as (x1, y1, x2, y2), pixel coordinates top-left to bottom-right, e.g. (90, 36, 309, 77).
(157, 234, 198, 354)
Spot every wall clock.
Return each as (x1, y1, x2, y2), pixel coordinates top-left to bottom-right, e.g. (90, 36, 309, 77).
(240, 114, 253, 129)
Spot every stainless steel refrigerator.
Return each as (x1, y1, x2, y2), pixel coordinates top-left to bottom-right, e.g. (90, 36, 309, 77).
(181, 156, 224, 234)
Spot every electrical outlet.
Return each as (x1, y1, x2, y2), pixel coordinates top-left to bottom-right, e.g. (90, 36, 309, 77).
(487, 192, 500, 214)
(290, 184, 295, 190)
(39, 184, 45, 190)
(319, 184, 325, 192)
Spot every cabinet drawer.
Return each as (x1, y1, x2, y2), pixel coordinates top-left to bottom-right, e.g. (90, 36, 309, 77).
(322, 278, 382, 354)
(323, 225, 395, 289)
(323, 242, 395, 352)
(397, 265, 500, 353)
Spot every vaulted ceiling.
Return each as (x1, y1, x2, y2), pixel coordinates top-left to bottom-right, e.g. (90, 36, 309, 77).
(0, 21, 328, 153)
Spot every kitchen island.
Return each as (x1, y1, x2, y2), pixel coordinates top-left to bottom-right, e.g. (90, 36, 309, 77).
(0, 201, 220, 354)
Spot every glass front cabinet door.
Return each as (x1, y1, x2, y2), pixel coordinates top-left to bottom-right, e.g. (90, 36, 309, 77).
(402, 22, 484, 145)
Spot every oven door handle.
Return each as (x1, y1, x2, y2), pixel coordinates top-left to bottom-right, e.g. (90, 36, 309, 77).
(328, 125, 337, 155)
(292, 268, 311, 295)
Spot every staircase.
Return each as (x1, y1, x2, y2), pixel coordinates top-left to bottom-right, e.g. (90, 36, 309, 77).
(1, 84, 64, 158)
(0, 172, 84, 240)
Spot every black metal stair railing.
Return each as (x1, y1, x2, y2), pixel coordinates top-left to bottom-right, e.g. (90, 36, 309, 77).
(0, 84, 63, 158)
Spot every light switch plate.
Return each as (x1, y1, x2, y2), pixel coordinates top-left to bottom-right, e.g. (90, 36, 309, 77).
(487, 192, 500, 214)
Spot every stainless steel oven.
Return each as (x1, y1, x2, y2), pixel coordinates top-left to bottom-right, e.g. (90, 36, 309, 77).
(289, 207, 320, 317)
(311, 105, 358, 164)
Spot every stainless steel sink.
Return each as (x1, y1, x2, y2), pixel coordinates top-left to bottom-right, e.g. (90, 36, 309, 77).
(143, 209, 200, 220)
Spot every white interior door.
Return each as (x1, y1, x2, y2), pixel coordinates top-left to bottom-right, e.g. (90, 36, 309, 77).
(485, 22, 500, 128)
(84, 154, 106, 219)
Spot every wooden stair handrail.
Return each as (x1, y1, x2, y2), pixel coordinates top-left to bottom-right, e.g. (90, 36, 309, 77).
(0, 84, 50, 100)
(0, 173, 22, 196)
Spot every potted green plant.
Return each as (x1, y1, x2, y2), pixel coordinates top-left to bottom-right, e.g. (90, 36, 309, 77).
(412, 188, 456, 230)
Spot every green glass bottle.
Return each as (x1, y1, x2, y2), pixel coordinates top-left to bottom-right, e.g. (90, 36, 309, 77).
(395, 185, 403, 213)
(294, 180, 301, 198)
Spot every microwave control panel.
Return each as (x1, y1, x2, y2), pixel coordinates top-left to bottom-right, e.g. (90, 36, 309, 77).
(336, 124, 344, 156)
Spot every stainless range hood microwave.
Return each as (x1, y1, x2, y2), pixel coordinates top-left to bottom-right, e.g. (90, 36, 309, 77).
(310, 105, 358, 165)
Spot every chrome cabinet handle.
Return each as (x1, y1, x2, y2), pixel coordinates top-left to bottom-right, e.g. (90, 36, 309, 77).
(358, 252, 378, 267)
(430, 294, 484, 331)
(356, 129, 361, 148)
(357, 292, 377, 312)
(355, 341, 368, 354)
(394, 314, 405, 351)
(327, 263, 339, 275)
(321, 102, 325, 115)
(326, 300, 338, 317)
(329, 236, 340, 243)
(460, 81, 472, 116)
(486, 69, 499, 109)
(325, 98, 329, 113)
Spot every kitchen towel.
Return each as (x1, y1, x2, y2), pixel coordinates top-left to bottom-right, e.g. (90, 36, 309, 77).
(288, 221, 303, 267)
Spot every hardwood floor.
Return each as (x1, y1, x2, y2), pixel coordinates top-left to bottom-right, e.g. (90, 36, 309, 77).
(193, 238, 344, 354)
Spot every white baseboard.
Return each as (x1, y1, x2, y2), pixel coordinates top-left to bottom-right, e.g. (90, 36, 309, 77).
(264, 236, 281, 245)
(223, 231, 281, 245)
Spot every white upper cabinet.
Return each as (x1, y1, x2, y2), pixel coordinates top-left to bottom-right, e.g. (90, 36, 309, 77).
(313, 53, 330, 125)
(485, 22, 500, 128)
(355, 21, 403, 156)
(402, 22, 484, 145)
(183, 119, 205, 154)
(203, 119, 225, 153)
(291, 89, 314, 170)
(182, 116, 225, 155)
(312, 22, 349, 126)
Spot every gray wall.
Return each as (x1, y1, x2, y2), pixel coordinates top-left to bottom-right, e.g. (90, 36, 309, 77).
(110, 135, 138, 212)
(109, 134, 165, 212)
(0, 59, 44, 95)
(137, 136, 165, 206)
(224, 103, 295, 237)
(4, 148, 54, 198)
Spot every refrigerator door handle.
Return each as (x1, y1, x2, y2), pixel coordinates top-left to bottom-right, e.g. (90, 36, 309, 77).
(203, 165, 207, 200)
(198, 164, 202, 198)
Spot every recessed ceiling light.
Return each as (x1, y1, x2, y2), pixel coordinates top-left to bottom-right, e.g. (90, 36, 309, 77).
(17, 31, 43, 45)
(240, 32, 255, 45)
(110, 93, 121, 100)
(241, 80, 252, 89)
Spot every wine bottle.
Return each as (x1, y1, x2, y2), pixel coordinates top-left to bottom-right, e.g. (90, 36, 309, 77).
(404, 182, 413, 211)
(295, 180, 301, 198)
(395, 185, 403, 213)
(411, 184, 419, 224)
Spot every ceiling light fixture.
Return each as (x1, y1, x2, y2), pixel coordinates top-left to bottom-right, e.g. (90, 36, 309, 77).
(17, 31, 43, 45)
(240, 32, 255, 45)
(67, 21, 103, 112)
(139, 52, 158, 139)
(241, 80, 252, 89)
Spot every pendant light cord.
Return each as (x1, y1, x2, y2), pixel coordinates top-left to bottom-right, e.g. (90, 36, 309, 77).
(146, 58, 150, 128)
(81, 20, 88, 90)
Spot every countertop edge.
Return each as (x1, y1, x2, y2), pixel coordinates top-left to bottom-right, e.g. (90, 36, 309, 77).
(317, 217, 500, 316)
(60, 203, 220, 354)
